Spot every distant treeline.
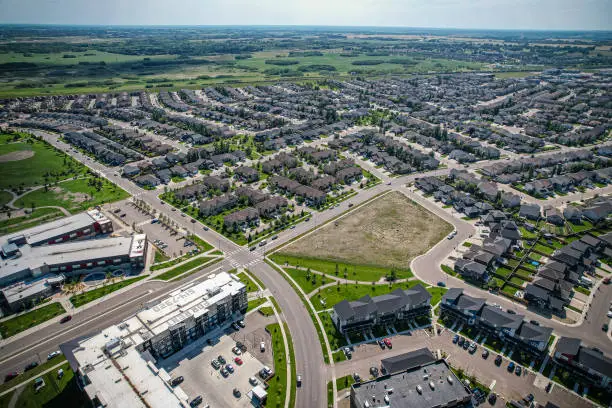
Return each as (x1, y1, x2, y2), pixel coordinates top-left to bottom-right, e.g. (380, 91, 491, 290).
(265, 59, 300, 66)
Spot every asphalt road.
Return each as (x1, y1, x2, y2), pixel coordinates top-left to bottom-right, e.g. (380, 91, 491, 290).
(5, 129, 611, 408)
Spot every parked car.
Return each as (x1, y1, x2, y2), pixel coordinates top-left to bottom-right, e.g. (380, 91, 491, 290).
(24, 362, 38, 371)
(507, 362, 515, 372)
(603, 323, 609, 332)
(488, 393, 497, 404)
(383, 338, 392, 348)
(47, 351, 61, 360)
(515, 365, 522, 376)
(260, 342, 265, 352)
(231, 322, 240, 331)
(452, 334, 459, 344)
(233, 388, 241, 398)
(249, 377, 259, 386)
(545, 382, 553, 393)
(378, 339, 386, 349)
(4, 372, 18, 382)
(220, 368, 229, 377)
(370, 367, 379, 377)
(468, 343, 477, 353)
(353, 373, 361, 382)
(60, 315, 72, 323)
(232, 346, 242, 355)
(234, 357, 243, 366)
(297, 375, 302, 387)
(458, 337, 465, 347)
(462, 340, 470, 350)
(437, 281, 446, 287)
(237, 320, 245, 328)
(226, 364, 234, 373)
(217, 355, 226, 364)
(190, 396, 203, 407)
(481, 349, 489, 359)
(211, 360, 221, 369)
(171, 376, 184, 386)
(495, 355, 502, 366)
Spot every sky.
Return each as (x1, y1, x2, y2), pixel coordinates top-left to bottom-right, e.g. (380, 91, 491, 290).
(0, 0, 610, 30)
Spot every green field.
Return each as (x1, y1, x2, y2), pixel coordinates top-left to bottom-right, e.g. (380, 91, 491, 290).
(156, 256, 218, 281)
(247, 297, 267, 312)
(0, 207, 65, 234)
(0, 356, 67, 395)
(69, 276, 146, 308)
(236, 271, 259, 293)
(265, 323, 290, 408)
(0, 302, 65, 338)
(14, 177, 129, 214)
(269, 253, 412, 282)
(320, 312, 348, 351)
(13, 362, 88, 408)
(0, 191, 12, 207)
(284, 267, 327, 294)
(0, 133, 87, 189)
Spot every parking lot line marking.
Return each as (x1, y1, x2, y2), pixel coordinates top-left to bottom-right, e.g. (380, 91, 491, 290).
(490, 380, 496, 390)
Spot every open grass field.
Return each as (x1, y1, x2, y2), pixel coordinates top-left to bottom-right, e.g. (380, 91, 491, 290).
(265, 323, 290, 408)
(0, 302, 65, 338)
(14, 177, 129, 214)
(236, 271, 259, 293)
(284, 267, 327, 294)
(276, 191, 452, 274)
(155, 256, 218, 281)
(0, 191, 12, 207)
(13, 362, 88, 408)
(0, 207, 65, 234)
(69, 276, 146, 308)
(0, 133, 87, 189)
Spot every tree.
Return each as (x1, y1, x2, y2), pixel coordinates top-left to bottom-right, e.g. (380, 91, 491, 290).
(335, 263, 339, 276)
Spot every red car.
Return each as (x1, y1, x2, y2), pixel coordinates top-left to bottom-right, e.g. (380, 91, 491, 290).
(383, 338, 392, 348)
(234, 357, 243, 366)
(4, 372, 18, 382)
(60, 315, 72, 323)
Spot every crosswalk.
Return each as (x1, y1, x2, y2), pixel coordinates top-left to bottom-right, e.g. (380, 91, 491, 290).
(229, 257, 263, 269)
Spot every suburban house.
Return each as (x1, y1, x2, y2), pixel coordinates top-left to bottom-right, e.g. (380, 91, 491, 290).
(546, 208, 565, 226)
(554, 337, 612, 389)
(519, 203, 541, 221)
(134, 174, 160, 187)
(236, 186, 268, 205)
(201, 176, 230, 192)
(331, 284, 431, 335)
(255, 196, 289, 218)
(198, 194, 236, 217)
(234, 166, 260, 183)
(454, 258, 490, 283)
(223, 207, 260, 231)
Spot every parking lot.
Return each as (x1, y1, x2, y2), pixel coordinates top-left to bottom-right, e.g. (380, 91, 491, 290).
(158, 312, 275, 408)
(332, 327, 595, 408)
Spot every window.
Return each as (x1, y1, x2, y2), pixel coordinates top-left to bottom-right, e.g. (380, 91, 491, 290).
(72, 264, 81, 269)
(97, 261, 105, 266)
(86, 263, 93, 267)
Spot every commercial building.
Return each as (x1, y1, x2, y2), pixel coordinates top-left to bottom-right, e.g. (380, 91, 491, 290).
(350, 348, 472, 408)
(1, 210, 112, 251)
(66, 272, 246, 407)
(0, 233, 147, 286)
(331, 284, 431, 335)
(0, 274, 64, 312)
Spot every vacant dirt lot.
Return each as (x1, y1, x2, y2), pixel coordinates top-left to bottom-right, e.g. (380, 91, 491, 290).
(281, 191, 453, 269)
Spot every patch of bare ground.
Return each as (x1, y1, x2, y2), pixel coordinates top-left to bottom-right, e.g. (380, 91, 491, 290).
(281, 191, 453, 269)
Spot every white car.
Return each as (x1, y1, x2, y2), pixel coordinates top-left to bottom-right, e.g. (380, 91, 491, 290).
(607, 311, 612, 318)
(260, 342, 265, 352)
(47, 350, 61, 360)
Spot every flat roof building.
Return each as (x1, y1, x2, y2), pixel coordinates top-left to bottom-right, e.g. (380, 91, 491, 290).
(350, 354, 472, 408)
(65, 271, 247, 407)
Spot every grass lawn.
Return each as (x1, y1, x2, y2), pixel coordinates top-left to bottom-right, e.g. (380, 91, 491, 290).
(0, 356, 67, 394)
(494, 266, 513, 279)
(0, 191, 12, 207)
(534, 243, 554, 255)
(462, 242, 473, 247)
(15, 177, 129, 214)
(332, 350, 347, 363)
(236, 271, 259, 293)
(270, 253, 412, 282)
(258, 306, 275, 317)
(574, 286, 591, 296)
(284, 268, 327, 294)
(441, 264, 458, 276)
(335, 375, 355, 391)
(0, 207, 65, 234)
(265, 323, 289, 408)
(153, 250, 169, 264)
(0, 302, 65, 338)
(14, 362, 88, 408)
(277, 191, 451, 273)
(156, 256, 218, 281)
(187, 234, 213, 251)
(320, 312, 348, 350)
(0, 133, 87, 189)
(569, 220, 594, 233)
(247, 297, 267, 312)
(311, 280, 435, 311)
(69, 276, 146, 308)
(509, 276, 526, 286)
(501, 285, 518, 297)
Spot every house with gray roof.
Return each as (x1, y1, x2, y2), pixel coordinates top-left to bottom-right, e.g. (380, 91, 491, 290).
(331, 284, 431, 335)
(554, 337, 612, 388)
